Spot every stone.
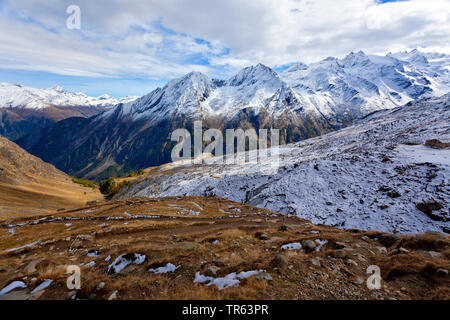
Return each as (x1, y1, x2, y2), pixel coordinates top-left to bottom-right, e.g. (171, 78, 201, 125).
(376, 246, 388, 255)
(204, 265, 221, 277)
(346, 259, 358, 267)
(416, 200, 443, 217)
(254, 232, 269, 240)
(256, 272, 273, 281)
(177, 242, 199, 250)
(310, 257, 321, 267)
(108, 290, 118, 300)
(67, 290, 76, 298)
(436, 268, 448, 276)
(387, 191, 401, 198)
(334, 241, 347, 249)
(330, 249, 350, 259)
(24, 259, 45, 275)
(352, 277, 365, 285)
(399, 247, 410, 254)
(301, 240, 317, 252)
(428, 251, 444, 259)
(378, 234, 400, 247)
(355, 253, 367, 263)
(271, 254, 287, 269)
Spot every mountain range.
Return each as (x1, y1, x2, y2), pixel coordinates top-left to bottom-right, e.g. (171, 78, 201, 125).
(0, 83, 136, 140)
(13, 49, 450, 179)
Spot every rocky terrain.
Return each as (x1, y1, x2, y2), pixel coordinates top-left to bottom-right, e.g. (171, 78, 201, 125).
(0, 196, 448, 300)
(116, 94, 450, 234)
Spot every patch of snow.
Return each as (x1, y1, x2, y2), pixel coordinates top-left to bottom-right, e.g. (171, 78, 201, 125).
(190, 202, 203, 211)
(0, 281, 26, 295)
(281, 243, 302, 250)
(31, 279, 53, 293)
(6, 241, 40, 253)
(107, 253, 146, 273)
(148, 263, 180, 274)
(133, 254, 146, 265)
(87, 250, 99, 257)
(193, 270, 264, 290)
(315, 239, 328, 252)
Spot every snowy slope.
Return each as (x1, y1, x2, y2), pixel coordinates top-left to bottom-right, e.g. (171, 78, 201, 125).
(107, 72, 216, 121)
(118, 94, 450, 234)
(0, 83, 137, 109)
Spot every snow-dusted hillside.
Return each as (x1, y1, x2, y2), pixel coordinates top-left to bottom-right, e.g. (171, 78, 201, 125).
(0, 83, 136, 109)
(118, 94, 450, 234)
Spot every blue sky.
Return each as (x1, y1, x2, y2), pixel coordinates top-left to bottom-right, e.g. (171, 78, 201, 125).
(0, 0, 448, 97)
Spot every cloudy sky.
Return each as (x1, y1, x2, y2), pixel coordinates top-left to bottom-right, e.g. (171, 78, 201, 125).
(0, 0, 449, 96)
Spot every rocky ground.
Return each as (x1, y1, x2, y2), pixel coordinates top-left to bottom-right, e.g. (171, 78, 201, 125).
(0, 196, 448, 300)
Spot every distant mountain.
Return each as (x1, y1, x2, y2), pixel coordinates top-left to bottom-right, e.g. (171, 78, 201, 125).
(16, 49, 450, 180)
(280, 50, 449, 116)
(0, 83, 137, 139)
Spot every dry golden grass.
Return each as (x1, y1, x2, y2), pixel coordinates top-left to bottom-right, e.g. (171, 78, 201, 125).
(0, 196, 448, 300)
(0, 174, 103, 219)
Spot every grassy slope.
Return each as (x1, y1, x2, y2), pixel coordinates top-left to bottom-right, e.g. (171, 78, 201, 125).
(0, 196, 448, 300)
(0, 174, 103, 219)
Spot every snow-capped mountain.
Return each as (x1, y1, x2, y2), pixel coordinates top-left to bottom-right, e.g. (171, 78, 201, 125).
(113, 71, 216, 121)
(0, 83, 136, 110)
(15, 49, 450, 179)
(0, 83, 137, 140)
(280, 50, 450, 116)
(106, 49, 449, 124)
(117, 93, 450, 234)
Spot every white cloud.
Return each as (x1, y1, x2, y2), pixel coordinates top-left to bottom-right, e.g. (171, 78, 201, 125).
(0, 0, 449, 79)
